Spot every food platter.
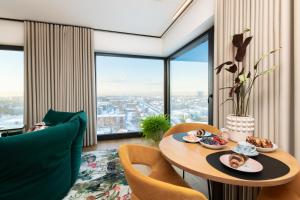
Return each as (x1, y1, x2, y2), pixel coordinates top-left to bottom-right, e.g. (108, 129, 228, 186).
(256, 144, 278, 153)
(200, 141, 227, 149)
(219, 154, 263, 173)
(199, 136, 227, 150)
(246, 136, 278, 153)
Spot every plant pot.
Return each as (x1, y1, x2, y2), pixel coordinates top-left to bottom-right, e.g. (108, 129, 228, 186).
(226, 114, 254, 142)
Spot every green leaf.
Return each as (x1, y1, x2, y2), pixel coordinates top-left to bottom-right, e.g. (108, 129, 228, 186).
(254, 48, 281, 70)
(258, 65, 277, 76)
(238, 73, 249, 83)
(243, 28, 251, 33)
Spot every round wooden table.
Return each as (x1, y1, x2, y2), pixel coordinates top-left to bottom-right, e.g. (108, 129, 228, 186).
(159, 134, 300, 187)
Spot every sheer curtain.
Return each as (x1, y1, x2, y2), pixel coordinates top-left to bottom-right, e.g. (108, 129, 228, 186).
(214, 0, 300, 199)
(24, 21, 97, 147)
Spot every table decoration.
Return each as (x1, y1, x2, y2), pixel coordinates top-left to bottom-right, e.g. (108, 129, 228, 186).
(215, 29, 280, 142)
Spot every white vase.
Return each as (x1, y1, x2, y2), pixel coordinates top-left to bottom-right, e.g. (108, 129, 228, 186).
(226, 114, 255, 142)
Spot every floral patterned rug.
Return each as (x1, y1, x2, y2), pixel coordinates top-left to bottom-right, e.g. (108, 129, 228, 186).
(64, 150, 131, 200)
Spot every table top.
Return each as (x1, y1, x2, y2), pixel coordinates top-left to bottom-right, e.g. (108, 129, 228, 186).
(159, 134, 300, 187)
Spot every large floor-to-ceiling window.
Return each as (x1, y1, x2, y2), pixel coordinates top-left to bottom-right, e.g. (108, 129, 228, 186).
(96, 54, 164, 138)
(168, 30, 213, 125)
(95, 28, 213, 140)
(0, 46, 24, 129)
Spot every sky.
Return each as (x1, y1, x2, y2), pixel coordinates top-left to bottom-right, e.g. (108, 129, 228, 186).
(0, 40, 208, 97)
(96, 41, 209, 96)
(0, 50, 24, 97)
(96, 56, 164, 96)
(170, 61, 208, 96)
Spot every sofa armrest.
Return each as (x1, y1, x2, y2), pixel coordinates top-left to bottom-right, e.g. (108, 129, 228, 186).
(0, 127, 24, 137)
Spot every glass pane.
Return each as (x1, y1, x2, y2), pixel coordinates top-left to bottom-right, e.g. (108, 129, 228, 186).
(0, 50, 24, 129)
(170, 38, 209, 125)
(96, 56, 164, 135)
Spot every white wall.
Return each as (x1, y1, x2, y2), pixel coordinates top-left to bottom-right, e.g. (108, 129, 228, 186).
(0, 20, 24, 46)
(0, 19, 163, 56)
(162, 0, 214, 56)
(94, 31, 162, 57)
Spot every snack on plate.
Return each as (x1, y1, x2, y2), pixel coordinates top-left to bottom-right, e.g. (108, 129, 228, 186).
(246, 136, 273, 148)
(196, 129, 205, 137)
(229, 153, 248, 168)
(201, 135, 227, 146)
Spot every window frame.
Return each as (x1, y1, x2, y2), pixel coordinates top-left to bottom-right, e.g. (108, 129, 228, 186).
(0, 45, 25, 132)
(95, 27, 213, 141)
(166, 27, 214, 125)
(94, 52, 167, 140)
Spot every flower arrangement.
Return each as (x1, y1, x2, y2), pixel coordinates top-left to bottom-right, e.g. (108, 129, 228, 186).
(216, 29, 280, 116)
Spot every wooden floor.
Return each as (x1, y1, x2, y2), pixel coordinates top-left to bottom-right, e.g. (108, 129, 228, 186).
(83, 137, 209, 198)
(83, 137, 152, 152)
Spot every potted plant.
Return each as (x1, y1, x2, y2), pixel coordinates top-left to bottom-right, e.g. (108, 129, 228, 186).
(140, 115, 171, 144)
(216, 29, 280, 142)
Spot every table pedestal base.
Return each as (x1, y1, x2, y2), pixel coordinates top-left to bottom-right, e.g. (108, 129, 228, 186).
(207, 180, 261, 200)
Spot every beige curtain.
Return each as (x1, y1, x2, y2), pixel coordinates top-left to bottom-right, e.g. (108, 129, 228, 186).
(24, 21, 97, 147)
(214, 0, 300, 199)
(293, 0, 300, 162)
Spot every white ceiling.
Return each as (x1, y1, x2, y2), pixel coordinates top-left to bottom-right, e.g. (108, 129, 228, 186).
(0, 0, 186, 37)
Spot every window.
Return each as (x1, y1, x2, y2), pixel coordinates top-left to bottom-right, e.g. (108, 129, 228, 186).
(96, 55, 164, 136)
(0, 47, 24, 129)
(169, 31, 213, 125)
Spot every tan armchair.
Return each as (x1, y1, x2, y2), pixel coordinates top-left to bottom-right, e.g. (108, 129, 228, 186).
(119, 144, 207, 200)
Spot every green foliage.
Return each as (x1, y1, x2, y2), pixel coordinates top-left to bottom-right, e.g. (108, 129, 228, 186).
(140, 115, 171, 143)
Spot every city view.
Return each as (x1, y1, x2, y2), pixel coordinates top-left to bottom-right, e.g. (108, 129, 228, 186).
(0, 96, 23, 129)
(96, 93, 208, 135)
(0, 50, 24, 130)
(96, 40, 209, 135)
(0, 41, 208, 134)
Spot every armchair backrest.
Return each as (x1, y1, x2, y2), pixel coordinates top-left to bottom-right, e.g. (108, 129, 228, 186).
(119, 144, 207, 200)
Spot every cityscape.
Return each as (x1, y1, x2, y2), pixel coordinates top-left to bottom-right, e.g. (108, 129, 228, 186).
(0, 94, 208, 134)
(0, 50, 209, 134)
(96, 92, 208, 135)
(0, 96, 23, 129)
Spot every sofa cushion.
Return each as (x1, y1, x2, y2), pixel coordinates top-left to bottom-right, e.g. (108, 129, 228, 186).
(0, 117, 80, 200)
(42, 109, 87, 185)
(69, 111, 87, 185)
(42, 109, 77, 126)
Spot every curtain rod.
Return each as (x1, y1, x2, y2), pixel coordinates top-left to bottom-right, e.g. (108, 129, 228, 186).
(0, 17, 160, 38)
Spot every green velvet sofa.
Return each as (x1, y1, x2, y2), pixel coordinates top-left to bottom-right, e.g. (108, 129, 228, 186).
(0, 109, 87, 200)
